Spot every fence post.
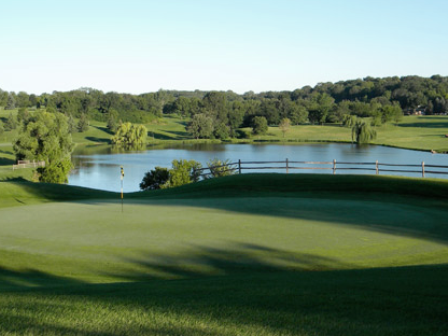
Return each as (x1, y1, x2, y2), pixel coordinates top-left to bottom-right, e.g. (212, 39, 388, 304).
(376, 160, 379, 175)
(422, 161, 425, 178)
(238, 159, 241, 175)
(286, 158, 289, 174)
(333, 159, 336, 175)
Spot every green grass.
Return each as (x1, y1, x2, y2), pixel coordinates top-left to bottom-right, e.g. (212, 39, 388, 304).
(244, 115, 448, 152)
(1, 174, 448, 335)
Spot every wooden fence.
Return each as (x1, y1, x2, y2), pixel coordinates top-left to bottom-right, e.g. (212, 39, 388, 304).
(194, 159, 448, 179)
(12, 160, 45, 170)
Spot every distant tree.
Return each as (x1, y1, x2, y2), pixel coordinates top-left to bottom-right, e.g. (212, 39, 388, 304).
(352, 120, 377, 144)
(106, 112, 118, 133)
(308, 93, 334, 124)
(16, 92, 30, 108)
(111, 122, 147, 145)
(13, 112, 74, 183)
(278, 118, 291, 138)
(187, 113, 214, 139)
(213, 122, 229, 139)
(66, 113, 76, 134)
(6, 93, 16, 110)
(140, 167, 170, 190)
(0, 120, 4, 135)
(381, 103, 403, 123)
(5, 112, 18, 131)
(77, 113, 90, 132)
(17, 108, 30, 124)
(202, 91, 228, 124)
(288, 104, 308, 125)
(370, 113, 382, 127)
(252, 116, 268, 135)
(342, 114, 357, 127)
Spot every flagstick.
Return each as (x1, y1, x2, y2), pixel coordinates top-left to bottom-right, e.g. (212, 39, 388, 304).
(120, 166, 124, 212)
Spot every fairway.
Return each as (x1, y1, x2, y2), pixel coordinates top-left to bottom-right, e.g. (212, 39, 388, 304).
(1, 174, 448, 335)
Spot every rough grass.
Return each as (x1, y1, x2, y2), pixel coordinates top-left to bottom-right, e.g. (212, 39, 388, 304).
(1, 174, 448, 335)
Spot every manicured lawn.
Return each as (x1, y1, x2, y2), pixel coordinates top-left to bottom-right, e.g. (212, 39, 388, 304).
(0, 174, 447, 335)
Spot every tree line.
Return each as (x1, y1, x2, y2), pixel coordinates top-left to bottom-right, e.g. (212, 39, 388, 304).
(1, 75, 448, 140)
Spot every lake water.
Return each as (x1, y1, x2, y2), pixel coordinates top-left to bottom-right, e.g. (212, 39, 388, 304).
(69, 143, 448, 192)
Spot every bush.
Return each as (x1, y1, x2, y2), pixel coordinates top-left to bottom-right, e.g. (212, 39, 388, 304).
(140, 167, 170, 190)
(206, 158, 236, 178)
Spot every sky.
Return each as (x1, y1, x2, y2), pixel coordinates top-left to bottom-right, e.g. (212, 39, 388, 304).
(1, 0, 448, 95)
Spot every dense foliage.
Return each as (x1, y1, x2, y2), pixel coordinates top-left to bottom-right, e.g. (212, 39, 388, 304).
(13, 112, 74, 183)
(2, 75, 448, 140)
(140, 167, 170, 190)
(111, 122, 147, 145)
(140, 159, 202, 190)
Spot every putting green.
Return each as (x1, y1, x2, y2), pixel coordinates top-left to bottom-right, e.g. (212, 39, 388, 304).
(1, 195, 447, 284)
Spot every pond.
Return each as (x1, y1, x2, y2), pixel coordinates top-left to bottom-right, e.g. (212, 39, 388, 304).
(68, 143, 448, 192)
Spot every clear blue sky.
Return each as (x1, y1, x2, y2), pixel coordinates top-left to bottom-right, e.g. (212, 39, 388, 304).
(1, 0, 447, 94)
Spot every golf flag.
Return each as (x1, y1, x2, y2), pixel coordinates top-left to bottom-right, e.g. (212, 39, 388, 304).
(121, 166, 124, 180)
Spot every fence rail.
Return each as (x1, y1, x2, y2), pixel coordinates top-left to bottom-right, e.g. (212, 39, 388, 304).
(194, 159, 448, 179)
(12, 160, 45, 170)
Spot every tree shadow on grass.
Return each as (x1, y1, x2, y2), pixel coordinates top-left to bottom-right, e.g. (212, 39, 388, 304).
(151, 130, 190, 140)
(93, 125, 114, 135)
(102, 243, 352, 282)
(1, 251, 447, 335)
(85, 136, 111, 143)
(0, 157, 15, 165)
(0, 266, 84, 292)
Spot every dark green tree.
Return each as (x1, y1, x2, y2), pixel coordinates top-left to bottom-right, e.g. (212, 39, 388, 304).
(187, 114, 214, 139)
(308, 93, 334, 125)
(6, 93, 16, 110)
(107, 112, 118, 133)
(5, 112, 18, 131)
(77, 113, 90, 132)
(252, 116, 268, 135)
(13, 112, 74, 183)
(288, 104, 308, 125)
(17, 108, 30, 124)
(140, 167, 170, 190)
(213, 122, 229, 140)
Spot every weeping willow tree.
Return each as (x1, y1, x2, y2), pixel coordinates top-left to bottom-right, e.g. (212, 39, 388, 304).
(342, 114, 357, 127)
(351, 120, 377, 144)
(111, 122, 147, 145)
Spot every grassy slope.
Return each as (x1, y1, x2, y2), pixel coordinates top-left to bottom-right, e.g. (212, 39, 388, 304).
(245, 115, 448, 152)
(1, 175, 448, 335)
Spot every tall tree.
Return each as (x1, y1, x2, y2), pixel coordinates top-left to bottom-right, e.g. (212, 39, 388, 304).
(252, 116, 268, 135)
(13, 112, 74, 183)
(77, 113, 90, 132)
(187, 114, 213, 139)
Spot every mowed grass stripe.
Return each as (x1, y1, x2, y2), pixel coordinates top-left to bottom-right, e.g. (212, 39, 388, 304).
(1, 174, 448, 335)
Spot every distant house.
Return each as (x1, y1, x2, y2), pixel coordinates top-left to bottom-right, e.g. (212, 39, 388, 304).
(404, 106, 426, 116)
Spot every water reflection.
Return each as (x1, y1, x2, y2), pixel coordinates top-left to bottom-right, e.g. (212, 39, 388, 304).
(69, 143, 448, 192)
